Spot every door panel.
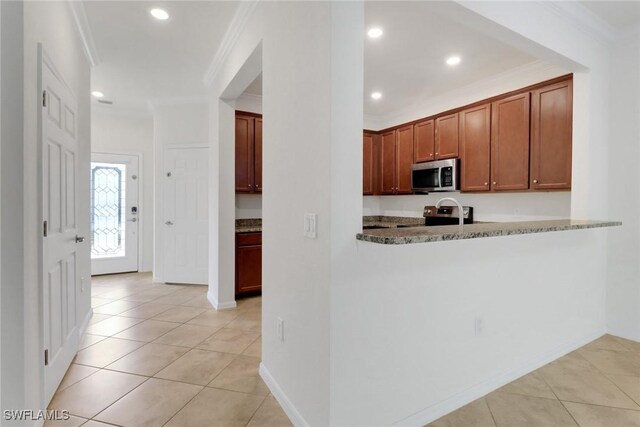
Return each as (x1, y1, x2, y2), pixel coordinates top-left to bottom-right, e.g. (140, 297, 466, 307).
(254, 118, 263, 192)
(363, 133, 374, 195)
(460, 104, 491, 192)
(491, 93, 530, 191)
(235, 116, 254, 192)
(41, 50, 80, 405)
(435, 113, 459, 159)
(414, 119, 435, 163)
(396, 125, 414, 194)
(531, 80, 572, 190)
(380, 131, 396, 194)
(90, 153, 139, 275)
(164, 147, 209, 285)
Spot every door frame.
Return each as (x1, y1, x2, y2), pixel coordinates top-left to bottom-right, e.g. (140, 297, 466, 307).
(162, 144, 209, 284)
(91, 150, 144, 273)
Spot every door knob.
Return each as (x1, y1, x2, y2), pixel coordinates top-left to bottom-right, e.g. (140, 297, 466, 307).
(165, 221, 174, 226)
(75, 235, 85, 243)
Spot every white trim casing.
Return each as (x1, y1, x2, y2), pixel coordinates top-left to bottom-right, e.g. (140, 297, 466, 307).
(259, 363, 309, 427)
(203, 0, 259, 87)
(207, 291, 237, 310)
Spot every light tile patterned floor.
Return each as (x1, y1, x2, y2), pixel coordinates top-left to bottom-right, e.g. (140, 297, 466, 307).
(428, 334, 640, 427)
(46, 272, 292, 427)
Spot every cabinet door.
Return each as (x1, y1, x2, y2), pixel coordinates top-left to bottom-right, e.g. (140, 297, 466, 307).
(254, 118, 263, 192)
(435, 113, 459, 159)
(236, 242, 262, 295)
(363, 133, 374, 195)
(530, 80, 572, 190)
(414, 119, 435, 163)
(460, 104, 491, 192)
(396, 125, 414, 194)
(235, 116, 254, 193)
(380, 131, 396, 194)
(491, 93, 530, 191)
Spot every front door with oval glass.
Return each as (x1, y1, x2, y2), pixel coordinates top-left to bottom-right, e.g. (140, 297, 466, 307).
(90, 153, 139, 275)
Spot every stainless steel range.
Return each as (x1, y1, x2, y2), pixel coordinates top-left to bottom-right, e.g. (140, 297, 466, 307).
(423, 205, 474, 226)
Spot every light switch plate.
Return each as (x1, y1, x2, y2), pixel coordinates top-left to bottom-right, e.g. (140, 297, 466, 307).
(304, 213, 317, 239)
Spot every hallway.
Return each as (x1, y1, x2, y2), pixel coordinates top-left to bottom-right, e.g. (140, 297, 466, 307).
(46, 273, 291, 426)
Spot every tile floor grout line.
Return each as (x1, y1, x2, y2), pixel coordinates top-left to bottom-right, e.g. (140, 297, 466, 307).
(243, 393, 270, 427)
(481, 397, 499, 427)
(558, 398, 640, 413)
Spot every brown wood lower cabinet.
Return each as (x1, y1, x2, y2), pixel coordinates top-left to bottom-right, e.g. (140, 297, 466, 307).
(236, 232, 262, 297)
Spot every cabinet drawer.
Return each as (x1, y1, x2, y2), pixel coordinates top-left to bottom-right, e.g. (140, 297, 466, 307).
(237, 232, 262, 246)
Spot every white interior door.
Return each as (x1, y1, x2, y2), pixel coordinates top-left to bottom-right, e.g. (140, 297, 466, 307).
(164, 147, 208, 284)
(90, 153, 139, 275)
(41, 49, 80, 404)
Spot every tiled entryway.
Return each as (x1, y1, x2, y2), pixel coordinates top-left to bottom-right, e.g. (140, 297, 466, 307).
(46, 272, 292, 427)
(429, 334, 640, 427)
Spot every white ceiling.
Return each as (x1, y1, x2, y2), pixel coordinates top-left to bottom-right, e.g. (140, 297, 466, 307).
(85, 1, 238, 112)
(579, 1, 640, 30)
(364, 1, 537, 119)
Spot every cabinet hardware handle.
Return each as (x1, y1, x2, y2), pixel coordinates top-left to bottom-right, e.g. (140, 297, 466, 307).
(435, 152, 439, 155)
(533, 179, 539, 184)
(484, 182, 488, 186)
(493, 181, 497, 185)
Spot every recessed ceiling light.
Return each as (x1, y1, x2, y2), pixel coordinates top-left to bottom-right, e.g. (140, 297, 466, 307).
(150, 8, 169, 20)
(91, 91, 104, 98)
(446, 56, 461, 66)
(371, 92, 382, 100)
(367, 27, 383, 39)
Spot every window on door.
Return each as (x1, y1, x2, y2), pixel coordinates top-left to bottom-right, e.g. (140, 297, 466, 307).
(90, 162, 127, 259)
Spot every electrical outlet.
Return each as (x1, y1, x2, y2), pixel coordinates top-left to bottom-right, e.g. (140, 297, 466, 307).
(304, 213, 317, 239)
(277, 317, 284, 342)
(474, 315, 484, 336)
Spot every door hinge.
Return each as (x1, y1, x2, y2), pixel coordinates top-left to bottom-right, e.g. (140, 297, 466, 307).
(43, 220, 48, 237)
(42, 90, 47, 107)
(44, 349, 49, 366)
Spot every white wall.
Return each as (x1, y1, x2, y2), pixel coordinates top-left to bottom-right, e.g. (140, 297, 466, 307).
(20, 0, 92, 415)
(606, 33, 640, 341)
(92, 109, 154, 272)
(0, 0, 23, 414)
(152, 101, 209, 282)
(365, 192, 571, 222)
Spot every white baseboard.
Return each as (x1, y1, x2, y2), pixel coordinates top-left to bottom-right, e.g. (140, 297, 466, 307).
(259, 363, 309, 427)
(393, 328, 606, 426)
(79, 307, 93, 336)
(207, 291, 237, 310)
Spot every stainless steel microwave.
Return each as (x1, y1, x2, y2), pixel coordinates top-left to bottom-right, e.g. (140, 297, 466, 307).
(411, 159, 459, 193)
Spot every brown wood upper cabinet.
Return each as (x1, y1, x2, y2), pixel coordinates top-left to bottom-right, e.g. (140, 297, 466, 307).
(414, 119, 435, 163)
(435, 113, 459, 160)
(363, 132, 375, 195)
(235, 113, 262, 193)
(380, 127, 414, 194)
(491, 93, 531, 191)
(460, 104, 491, 192)
(530, 80, 573, 190)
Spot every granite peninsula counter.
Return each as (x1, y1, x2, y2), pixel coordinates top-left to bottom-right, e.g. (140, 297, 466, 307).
(357, 219, 622, 245)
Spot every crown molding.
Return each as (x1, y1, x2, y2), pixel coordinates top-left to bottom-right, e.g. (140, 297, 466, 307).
(203, 0, 259, 88)
(147, 95, 209, 111)
(369, 60, 566, 131)
(540, 1, 616, 43)
(67, 0, 100, 67)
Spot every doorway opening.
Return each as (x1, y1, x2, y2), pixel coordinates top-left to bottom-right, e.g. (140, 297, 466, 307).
(90, 152, 140, 275)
